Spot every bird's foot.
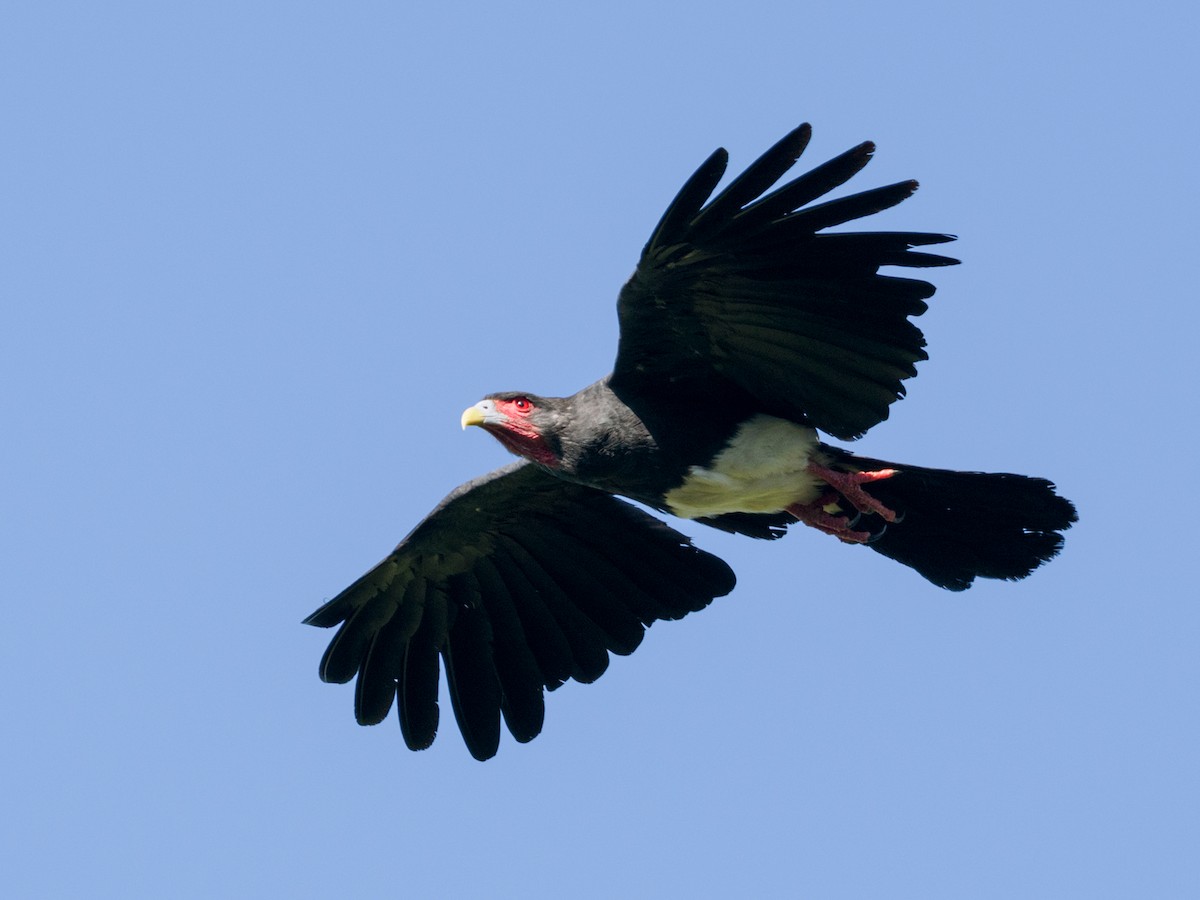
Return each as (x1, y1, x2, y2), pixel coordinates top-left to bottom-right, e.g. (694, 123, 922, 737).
(786, 463, 900, 544)
(807, 462, 900, 522)
(786, 496, 875, 544)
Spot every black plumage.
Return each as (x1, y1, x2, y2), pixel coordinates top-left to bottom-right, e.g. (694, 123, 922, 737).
(306, 123, 1076, 760)
(306, 462, 735, 761)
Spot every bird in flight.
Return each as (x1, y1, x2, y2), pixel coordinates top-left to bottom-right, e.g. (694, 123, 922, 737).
(305, 123, 1077, 760)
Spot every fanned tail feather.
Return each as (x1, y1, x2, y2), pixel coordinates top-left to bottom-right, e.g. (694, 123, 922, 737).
(832, 450, 1078, 591)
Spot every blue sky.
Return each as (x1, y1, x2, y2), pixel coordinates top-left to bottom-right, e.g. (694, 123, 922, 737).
(3, 2, 1197, 897)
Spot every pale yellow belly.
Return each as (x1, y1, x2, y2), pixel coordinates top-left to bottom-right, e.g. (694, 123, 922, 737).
(663, 415, 826, 519)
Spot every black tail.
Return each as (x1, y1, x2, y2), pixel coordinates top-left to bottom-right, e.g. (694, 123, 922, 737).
(833, 451, 1078, 591)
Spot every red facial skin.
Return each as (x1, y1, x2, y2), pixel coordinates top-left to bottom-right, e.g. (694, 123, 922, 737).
(483, 397, 560, 467)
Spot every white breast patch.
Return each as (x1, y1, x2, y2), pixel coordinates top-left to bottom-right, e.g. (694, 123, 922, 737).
(663, 415, 825, 520)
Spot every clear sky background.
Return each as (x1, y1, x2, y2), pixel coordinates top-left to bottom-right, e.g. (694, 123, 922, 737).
(4, 2, 1197, 898)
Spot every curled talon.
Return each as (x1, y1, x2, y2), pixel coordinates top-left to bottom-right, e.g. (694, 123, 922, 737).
(786, 500, 873, 544)
(806, 462, 900, 522)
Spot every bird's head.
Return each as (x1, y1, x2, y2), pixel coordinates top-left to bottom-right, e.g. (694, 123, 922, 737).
(461, 393, 563, 468)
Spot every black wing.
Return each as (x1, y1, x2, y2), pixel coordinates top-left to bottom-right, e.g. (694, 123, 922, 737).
(304, 461, 735, 761)
(611, 123, 958, 440)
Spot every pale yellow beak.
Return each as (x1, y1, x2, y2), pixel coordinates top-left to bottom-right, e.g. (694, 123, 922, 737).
(460, 403, 488, 430)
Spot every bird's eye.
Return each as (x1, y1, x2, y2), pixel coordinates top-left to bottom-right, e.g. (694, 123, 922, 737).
(513, 397, 531, 412)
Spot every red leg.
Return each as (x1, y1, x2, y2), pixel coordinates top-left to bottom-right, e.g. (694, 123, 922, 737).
(786, 462, 900, 544)
(786, 496, 874, 544)
(806, 461, 899, 522)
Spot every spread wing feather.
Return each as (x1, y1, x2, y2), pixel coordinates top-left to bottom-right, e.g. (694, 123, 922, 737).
(495, 533, 611, 686)
(613, 124, 957, 440)
(304, 461, 735, 760)
(398, 592, 443, 751)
